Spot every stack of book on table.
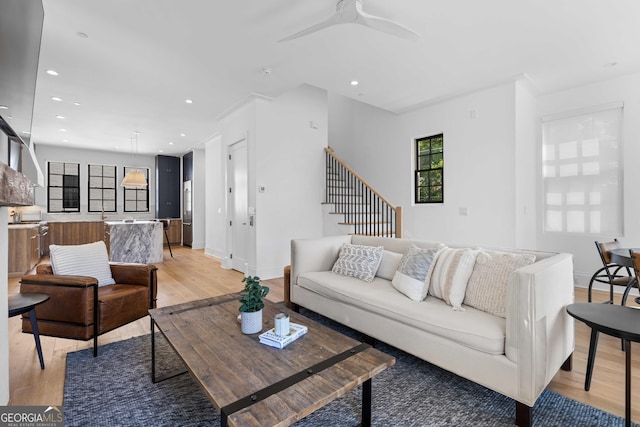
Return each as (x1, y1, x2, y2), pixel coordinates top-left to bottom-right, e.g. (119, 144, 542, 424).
(259, 323, 308, 349)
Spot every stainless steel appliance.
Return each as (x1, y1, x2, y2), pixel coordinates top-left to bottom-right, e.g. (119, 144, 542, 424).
(183, 180, 192, 247)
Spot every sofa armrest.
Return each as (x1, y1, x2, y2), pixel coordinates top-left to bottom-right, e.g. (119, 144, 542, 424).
(290, 235, 352, 288)
(505, 252, 575, 405)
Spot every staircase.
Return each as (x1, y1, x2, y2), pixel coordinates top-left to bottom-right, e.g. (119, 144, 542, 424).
(324, 147, 403, 238)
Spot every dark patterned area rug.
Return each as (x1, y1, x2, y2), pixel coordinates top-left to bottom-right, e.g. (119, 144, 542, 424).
(64, 310, 634, 426)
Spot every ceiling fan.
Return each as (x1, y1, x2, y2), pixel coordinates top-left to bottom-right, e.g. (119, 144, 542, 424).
(278, 0, 421, 42)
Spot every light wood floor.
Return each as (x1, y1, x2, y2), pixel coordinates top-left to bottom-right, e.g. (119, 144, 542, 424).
(6, 246, 640, 423)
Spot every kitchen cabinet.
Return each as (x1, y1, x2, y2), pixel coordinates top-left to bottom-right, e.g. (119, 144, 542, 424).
(8, 225, 40, 277)
(159, 218, 182, 245)
(156, 155, 180, 218)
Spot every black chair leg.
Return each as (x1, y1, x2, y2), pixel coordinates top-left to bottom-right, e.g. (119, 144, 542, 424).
(164, 230, 173, 258)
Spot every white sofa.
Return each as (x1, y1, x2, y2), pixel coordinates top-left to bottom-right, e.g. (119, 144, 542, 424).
(286, 235, 575, 427)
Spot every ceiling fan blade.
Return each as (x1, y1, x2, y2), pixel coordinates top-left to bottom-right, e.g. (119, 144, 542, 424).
(278, 14, 342, 42)
(356, 12, 421, 41)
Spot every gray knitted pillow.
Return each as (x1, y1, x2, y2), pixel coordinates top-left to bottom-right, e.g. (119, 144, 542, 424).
(332, 243, 384, 282)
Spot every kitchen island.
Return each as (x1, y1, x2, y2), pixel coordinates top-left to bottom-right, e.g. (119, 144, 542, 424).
(105, 220, 163, 263)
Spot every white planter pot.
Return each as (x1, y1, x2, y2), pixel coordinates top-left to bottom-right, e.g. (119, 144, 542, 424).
(241, 310, 263, 334)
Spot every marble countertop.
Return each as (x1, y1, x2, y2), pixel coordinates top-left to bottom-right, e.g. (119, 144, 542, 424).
(105, 220, 159, 225)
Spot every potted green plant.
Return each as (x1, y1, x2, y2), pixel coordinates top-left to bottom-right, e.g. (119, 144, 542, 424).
(238, 276, 269, 334)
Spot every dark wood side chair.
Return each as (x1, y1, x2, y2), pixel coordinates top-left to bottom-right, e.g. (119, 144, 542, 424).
(588, 239, 634, 304)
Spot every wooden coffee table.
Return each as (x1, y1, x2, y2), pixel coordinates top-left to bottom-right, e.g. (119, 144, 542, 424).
(149, 293, 395, 427)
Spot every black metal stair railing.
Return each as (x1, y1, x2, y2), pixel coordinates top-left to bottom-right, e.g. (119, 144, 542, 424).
(325, 147, 403, 238)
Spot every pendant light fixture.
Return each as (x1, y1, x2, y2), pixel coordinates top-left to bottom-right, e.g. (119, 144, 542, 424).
(121, 131, 148, 188)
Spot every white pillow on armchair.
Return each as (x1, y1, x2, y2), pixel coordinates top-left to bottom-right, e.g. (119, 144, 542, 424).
(49, 241, 116, 286)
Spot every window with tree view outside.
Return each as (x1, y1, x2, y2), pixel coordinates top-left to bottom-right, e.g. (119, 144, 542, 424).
(415, 134, 444, 203)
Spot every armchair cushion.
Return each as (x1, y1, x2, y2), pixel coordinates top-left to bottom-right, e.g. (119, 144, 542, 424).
(49, 241, 115, 286)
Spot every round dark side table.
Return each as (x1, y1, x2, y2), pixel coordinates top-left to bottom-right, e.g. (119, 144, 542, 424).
(8, 292, 50, 369)
(566, 303, 640, 427)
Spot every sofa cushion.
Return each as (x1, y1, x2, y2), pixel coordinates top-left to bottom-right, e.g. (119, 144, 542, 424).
(297, 271, 506, 355)
(331, 243, 384, 282)
(49, 241, 116, 286)
(464, 250, 536, 318)
(427, 247, 479, 310)
(391, 245, 438, 301)
(376, 250, 403, 281)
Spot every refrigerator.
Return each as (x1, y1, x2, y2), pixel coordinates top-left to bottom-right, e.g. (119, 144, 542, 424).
(183, 180, 192, 247)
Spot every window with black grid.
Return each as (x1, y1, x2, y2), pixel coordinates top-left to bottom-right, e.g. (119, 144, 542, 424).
(88, 164, 117, 212)
(415, 134, 444, 204)
(123, 167, 149, 212)
(48, 161, 80, 212)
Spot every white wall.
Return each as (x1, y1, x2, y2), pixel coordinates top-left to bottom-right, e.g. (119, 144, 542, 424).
(191, 147, 206, 249)
(329, 83, 519, 248)
(0, 208, 6, 405)
(204, 135, 225, 258)
(0, 139, 9, 403)
(211, 86, 327, 279)
(34, 145, 157, 221)
(514, 80, 538, 249)
(254, 85, 328, 278)
(537, 72, 640, 286)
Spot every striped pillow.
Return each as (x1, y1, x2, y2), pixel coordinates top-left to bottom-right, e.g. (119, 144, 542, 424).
(49, 241, 116, 286)
(332, 243, 384, 282)
(427, 246, 479, 310)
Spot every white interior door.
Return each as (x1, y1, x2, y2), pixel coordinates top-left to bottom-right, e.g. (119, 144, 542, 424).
(229, 140, 248, 272)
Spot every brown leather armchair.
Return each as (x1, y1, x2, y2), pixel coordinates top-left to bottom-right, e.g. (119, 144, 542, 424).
(20, 263, 158, 357)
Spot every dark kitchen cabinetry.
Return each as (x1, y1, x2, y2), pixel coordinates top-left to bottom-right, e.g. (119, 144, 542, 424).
(155, 155, 180, 219)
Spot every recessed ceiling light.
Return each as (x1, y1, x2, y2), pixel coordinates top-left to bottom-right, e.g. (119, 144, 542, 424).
(169, 142, 174, 145)
(51, 96, 62, 102)
(62, 139, 69, 143)
(73, 102, 81, 106)
(46, 69, 59, 76)
(21, 131, 30, 135)
(350, 80, 359, 86)
(180, 133, 186, 137)
(0, 105, 8, 110)
(56, 115, 65, 119)
(159, 149, 164, 153)
(185, 99, 193, 104)
(58, 128, 67, 132)
(6, 116, 11, 120)
(76, 32, 88, 39)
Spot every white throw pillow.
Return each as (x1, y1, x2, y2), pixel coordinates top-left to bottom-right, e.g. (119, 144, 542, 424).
(427, 246, 479, 310)
(331, 243, 384, 283)
(49, 241, 116, 286)
(464, 250, 536, 318)
(391, 245, 438, 301)
(376, 250, 403, 281)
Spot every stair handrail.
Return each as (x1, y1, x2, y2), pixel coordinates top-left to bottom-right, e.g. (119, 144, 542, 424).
(325, 147, 403, 238)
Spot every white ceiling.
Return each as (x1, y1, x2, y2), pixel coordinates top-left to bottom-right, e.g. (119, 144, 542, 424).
(27, 0, 640, 156)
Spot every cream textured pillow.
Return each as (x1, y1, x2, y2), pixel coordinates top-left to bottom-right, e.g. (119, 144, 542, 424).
(391, 245, 438, 301)
(376, 250, 403, 280)
(427, 246, 479, 310)
(49, 241, 116, 286)
(331, 243, 384, 282)
(464, 250, 536, 318)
